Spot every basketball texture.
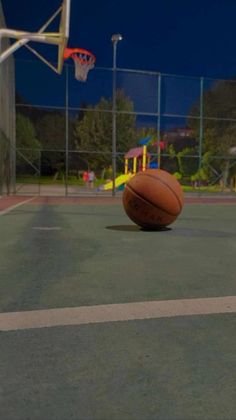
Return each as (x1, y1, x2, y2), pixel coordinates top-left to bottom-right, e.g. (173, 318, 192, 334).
(123, 169, 184, 229)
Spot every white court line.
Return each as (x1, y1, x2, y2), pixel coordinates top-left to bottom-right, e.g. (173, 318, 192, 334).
(32, 227, 62, 231)
(0, 197, 36, 216)
(0, 296, 236, 331)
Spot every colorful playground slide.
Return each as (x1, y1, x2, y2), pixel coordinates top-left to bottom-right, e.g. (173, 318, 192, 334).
(102, 173, 133, 190)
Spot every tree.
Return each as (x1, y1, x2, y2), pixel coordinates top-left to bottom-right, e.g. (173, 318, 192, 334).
(74, 89, 137, 173)
(177, 147, 199, 179)
(189, 79, 236, 185)
(190, 79, 236, 155)
(36, 112, 67, 150)
(16, 113, 41, 163)
(36, 112, 74, 177)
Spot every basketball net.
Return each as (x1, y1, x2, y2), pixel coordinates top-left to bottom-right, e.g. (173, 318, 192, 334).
(72, 53, 95, 82)
(64, 48, 96, 82)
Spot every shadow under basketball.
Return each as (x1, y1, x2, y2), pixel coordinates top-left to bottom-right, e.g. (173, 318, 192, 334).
(106, 225, 172, 232)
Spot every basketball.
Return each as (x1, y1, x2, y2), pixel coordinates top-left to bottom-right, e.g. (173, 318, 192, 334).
(122, 169, 184, 229)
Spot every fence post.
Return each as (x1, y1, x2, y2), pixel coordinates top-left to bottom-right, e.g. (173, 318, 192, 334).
(199, 76, 204, 170)
(157, 73, 162, 169)
(38, 149, 41, 196)
(65, 63, 69, 196)
(11, 132, 16, 194)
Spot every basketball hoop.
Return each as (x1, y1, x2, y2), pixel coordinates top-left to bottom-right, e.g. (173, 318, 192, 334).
(64, 48, 96, 82)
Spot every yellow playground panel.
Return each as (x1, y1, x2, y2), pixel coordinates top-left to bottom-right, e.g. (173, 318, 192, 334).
(102, 173, 133, 191)
(124, 145, 150, 174)
(102, 145, 150, 191)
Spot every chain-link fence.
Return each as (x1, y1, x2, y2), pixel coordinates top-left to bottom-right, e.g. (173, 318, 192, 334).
(4, 57, 236, 195)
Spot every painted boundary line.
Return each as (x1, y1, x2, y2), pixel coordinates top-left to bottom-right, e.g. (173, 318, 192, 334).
(28, 195, 236, 205)
(0, 296, 236, 331)
(0, 197, 36, 216)
(1, 195, 236, 206)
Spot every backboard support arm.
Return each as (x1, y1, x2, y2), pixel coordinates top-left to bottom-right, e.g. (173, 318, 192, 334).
(0, 4, 68, 74)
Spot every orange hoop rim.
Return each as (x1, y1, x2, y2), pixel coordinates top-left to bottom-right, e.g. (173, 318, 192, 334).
(64, 47, 96, 64)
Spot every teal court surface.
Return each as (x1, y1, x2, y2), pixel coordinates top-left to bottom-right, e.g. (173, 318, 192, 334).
(0, 194, 236, 420)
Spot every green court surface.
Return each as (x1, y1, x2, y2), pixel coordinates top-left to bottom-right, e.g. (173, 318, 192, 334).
(0, 198, 236, 419)
(0, 202, 236, 311)
(1, 314, 236, 420)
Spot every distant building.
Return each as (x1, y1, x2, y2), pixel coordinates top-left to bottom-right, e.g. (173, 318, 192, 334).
(163, 127, 196, 151)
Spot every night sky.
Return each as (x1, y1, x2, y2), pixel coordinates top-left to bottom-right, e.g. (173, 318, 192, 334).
(2, 0, 236, 78)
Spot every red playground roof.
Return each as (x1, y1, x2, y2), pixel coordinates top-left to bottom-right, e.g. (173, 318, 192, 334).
(125, 147, 151, 159)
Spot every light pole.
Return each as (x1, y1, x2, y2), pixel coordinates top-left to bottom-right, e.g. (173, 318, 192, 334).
(65, 63, 69, 196)
(111, 33, 122, 196)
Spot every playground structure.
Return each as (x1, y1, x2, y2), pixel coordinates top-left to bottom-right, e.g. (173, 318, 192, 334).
(103, 136, 165, 191)
(124, 145, 151, 175)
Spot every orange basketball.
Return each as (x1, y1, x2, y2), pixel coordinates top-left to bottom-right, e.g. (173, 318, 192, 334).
(122, 169, 184, 229)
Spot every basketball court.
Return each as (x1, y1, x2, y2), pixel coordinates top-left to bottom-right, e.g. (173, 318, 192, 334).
(1, 1, 236, 419)
(0, 194, 236, 419)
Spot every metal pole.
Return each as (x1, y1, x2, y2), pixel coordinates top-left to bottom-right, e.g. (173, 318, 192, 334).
(65, 63, 69, 196)
(111, 34, 122, 197)
(11, 101, 16, 195)
(199, 77, 204, 170)
(38, 149, 41, 196)
(11, 61, 16, 194)
(0, 36, 2, 195)
(157, 73, 162, 169)
(112, 42, 117, 196)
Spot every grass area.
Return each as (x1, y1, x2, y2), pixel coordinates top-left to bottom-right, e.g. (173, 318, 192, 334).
(16, 176, 106, 187)
(16, 176, 229, 192)
(182, 185, 223, 192)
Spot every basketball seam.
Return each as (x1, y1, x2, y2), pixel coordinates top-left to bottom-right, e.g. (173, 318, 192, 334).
(126, 184, 177, 217)
(132, 172, 183, 211)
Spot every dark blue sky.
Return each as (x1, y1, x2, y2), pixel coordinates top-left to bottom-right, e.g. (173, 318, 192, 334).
(2, 0, 236, 79)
